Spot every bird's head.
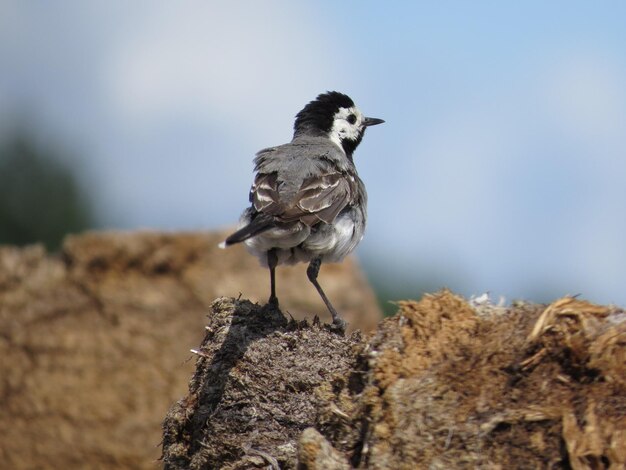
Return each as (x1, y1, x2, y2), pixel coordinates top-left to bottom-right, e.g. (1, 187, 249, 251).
(293, 91, 384, 157)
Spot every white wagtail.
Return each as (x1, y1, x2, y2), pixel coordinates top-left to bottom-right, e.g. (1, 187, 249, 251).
(219, 91, 384, 333)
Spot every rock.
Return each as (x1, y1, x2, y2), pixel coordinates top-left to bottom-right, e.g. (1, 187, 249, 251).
(162, 290, 626, 469)
(161, 297, 362, 469)
(298, 428, 351, 470)
(0, 230, 381, 469)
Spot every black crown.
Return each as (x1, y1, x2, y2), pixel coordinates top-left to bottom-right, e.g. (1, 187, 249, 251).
(293, 91, 355, 136)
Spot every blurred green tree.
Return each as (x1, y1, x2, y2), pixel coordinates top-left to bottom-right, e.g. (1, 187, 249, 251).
(0, 133, 94, 251)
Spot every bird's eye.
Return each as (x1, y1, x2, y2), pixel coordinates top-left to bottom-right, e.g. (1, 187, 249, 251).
(347, 114, 357, 124)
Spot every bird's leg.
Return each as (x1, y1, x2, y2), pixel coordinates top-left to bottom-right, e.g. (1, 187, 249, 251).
(267, 249, 279, 308)
(306, 257, 346, 334)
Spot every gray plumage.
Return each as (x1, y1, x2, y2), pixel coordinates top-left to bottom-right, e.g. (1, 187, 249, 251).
(243, 135, 366, 266)
(220, 91, 383, 333)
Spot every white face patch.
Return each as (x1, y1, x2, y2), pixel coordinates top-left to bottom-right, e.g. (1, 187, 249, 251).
(328, 106, 364, 152)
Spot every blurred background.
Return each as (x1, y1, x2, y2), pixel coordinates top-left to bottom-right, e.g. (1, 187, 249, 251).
(1, 1, 625, 313)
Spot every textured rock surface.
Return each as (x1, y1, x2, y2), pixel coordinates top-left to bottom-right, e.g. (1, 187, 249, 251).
(162, 298, 363, 469)
(0, 230, 381, 469)
(163, 291, 626, 469)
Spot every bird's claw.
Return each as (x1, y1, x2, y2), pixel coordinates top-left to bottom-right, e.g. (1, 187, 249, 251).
(267, 296, 279, 310)
(328, 318, 347, 336)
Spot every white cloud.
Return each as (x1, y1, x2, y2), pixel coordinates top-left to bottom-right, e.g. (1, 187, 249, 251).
(541, 53, 626, 145)
(370, 50, 626, 303)
(103, 2, 344, 141)
(2, 2, 626, 307)
(0, 1, 353, 228)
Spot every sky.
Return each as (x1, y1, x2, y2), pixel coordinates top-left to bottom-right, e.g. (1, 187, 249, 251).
(1, 1, 626, 306)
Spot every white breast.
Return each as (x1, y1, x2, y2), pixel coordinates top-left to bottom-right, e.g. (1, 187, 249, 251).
(243, 212, 364, 267)
(303, 213, 362, 263)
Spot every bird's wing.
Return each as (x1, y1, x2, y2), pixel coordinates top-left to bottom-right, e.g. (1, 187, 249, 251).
(250, 170, 353, 226)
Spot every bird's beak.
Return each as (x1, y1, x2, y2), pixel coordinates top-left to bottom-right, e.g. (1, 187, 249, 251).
(363, 117, 385, 127)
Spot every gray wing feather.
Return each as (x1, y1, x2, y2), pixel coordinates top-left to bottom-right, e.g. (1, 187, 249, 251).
(250, 137, 358, 227)
(287, 173, 350, 224)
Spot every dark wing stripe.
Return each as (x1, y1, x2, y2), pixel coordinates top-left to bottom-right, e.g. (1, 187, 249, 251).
(251, 173, 282, 213)
(223, 212, 275, 246)
(310, 179, 351, 223)
(299, 183, 343, 211)
(248, 170, 354, 228)
(286, 173, 351, 225)
(298, 173, 341, 192)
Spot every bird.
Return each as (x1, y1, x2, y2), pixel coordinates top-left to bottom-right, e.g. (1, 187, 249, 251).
(219, 91, 384, 333)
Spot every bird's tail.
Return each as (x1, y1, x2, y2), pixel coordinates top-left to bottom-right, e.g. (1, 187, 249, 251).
(219, 213, 275, 248)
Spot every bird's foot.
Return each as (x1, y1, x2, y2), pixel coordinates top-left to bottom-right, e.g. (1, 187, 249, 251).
(328, 317, 347, 336)
(267, 295, 279, 310)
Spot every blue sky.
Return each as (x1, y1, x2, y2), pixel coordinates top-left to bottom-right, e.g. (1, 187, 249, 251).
(1, 1, 626, 306)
